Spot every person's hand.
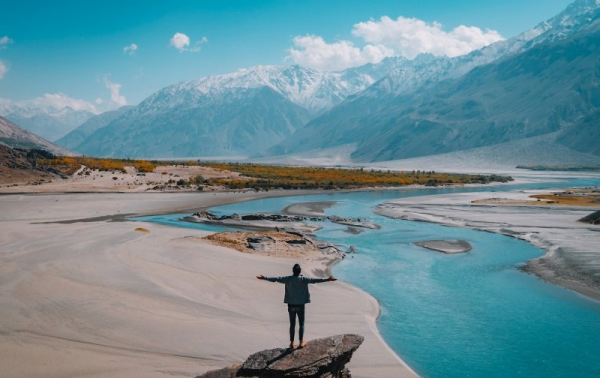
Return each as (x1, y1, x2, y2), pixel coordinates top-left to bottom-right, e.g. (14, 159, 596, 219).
(328, 276, 337, 281)
(256, 275, 266, 280)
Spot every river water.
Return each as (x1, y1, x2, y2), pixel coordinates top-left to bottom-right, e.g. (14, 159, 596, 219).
(134, 178, 600, 378)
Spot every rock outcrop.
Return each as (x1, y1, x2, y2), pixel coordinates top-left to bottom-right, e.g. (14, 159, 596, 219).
(196, 334, 363, 378)
(579, 210, 600, 225)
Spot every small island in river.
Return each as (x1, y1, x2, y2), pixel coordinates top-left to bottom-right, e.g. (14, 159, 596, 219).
(415, 240, 473, 254)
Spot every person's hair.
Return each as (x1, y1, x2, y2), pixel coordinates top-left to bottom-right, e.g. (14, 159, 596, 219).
(292, 264, 301, 276)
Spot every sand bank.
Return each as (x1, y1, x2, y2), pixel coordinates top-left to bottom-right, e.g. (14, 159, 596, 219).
(0, 164, 244, 193)
(414, 240, 472, 254)
(183, 214, 322, 234)
(283, 201, 337, 216)
(0, 192, 418, 378)
(375, 189, 600, 302)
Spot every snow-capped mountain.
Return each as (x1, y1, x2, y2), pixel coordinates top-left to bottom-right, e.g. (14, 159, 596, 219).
(133, 62, 401, 115)
(0, 99, 95, 142)
(72, 61, 401, 158)
(361, 0, 600, 97)
(266, 0, 600, 162)
(73, 0, 600, 160)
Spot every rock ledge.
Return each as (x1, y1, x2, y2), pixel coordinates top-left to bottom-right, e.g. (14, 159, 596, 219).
(196, 334, 364, 378)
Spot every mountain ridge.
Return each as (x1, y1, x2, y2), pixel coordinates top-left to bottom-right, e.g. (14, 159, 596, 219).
(0, 115, 73, 156)
(0, 100, 95, 142)
(266, 0, 600, 162)
(56, 106, 134, 150)
(72, 60, 402, 158)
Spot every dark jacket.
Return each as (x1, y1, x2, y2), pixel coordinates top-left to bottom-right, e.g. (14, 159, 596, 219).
(264, 275, 329, 304)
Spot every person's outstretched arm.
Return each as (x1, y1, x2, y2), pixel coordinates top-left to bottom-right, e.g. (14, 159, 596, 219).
(256, 275, 289, 283)
(306, 276, 337, 284)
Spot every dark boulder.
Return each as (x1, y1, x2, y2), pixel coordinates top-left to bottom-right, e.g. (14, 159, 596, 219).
(247, 236, 276, 251)
(247, 236, 276, 244)
(579, 210, 600, 225)
(286, 239, 307, 245)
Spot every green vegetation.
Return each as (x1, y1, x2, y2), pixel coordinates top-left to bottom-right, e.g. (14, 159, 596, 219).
(199, 162, 513, 189)
(37, 156, 513, 190)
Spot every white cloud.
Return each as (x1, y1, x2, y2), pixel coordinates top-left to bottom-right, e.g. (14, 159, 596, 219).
(123, 43, 138, 55)
(190, 36, 208, 52)
(1, 78, 126, 115)
(0, 35, 13, 50)
(27, 93, 99, 113)
(288, 35, 394, 71)
(170, 32, 207, 53)
(103, 76, 127, 108)
(0, 60, 7, 80)
(170, 32, 190, 52)
(352, 16, 504, 59)
(287, 16, 504, 70)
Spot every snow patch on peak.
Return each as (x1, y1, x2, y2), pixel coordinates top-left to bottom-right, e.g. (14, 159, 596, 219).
(356, 0, 600, 98)
(141, 63, 393, 114)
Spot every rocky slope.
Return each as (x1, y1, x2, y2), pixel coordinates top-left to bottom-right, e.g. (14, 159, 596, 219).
(76, 86, 313, 158)
(0, 144, 63, 185)
(0, 116, 72, 156)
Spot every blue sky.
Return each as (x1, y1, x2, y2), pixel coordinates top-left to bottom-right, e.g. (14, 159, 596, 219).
(0, 0, 574, 112)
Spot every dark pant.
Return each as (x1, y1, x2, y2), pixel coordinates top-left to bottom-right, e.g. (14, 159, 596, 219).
(287, 304, 305, 342)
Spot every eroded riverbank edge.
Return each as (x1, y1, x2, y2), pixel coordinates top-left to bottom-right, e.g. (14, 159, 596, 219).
(374, 189, 600, 303)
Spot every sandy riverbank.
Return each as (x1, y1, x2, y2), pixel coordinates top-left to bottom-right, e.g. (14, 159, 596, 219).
(375, 189, 600, 302)
(0, 191, 418, 378)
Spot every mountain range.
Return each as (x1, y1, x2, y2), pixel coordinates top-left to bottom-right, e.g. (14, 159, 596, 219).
(20, 0, 600, 166)
(0, 100, 95, 142)
(65, 61, 401, 158)
(56, 105, 134, 150)
(266, 0, 600, 161)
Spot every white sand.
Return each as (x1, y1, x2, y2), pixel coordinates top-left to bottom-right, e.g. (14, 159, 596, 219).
(0, 192, 418, 378)
(376, 189, 600, 302)
(0, 164, 244, 193)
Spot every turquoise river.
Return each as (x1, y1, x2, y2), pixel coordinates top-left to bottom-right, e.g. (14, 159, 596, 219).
(134, 178, 600, 378)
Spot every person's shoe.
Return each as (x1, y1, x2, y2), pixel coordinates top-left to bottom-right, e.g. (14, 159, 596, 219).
(289, 342, 296, 349)
(299, 340, 308, 348)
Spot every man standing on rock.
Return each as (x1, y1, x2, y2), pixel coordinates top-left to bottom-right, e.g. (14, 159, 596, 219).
(257, 264, 337, 349)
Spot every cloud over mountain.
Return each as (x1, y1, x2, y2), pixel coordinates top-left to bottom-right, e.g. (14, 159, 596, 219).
(103, 76, 127, 108)
(353, 16, 504, 59)
(288, 35, 394, 71)
(26, 93, 98, 113)
(288, 15, 504, 70)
